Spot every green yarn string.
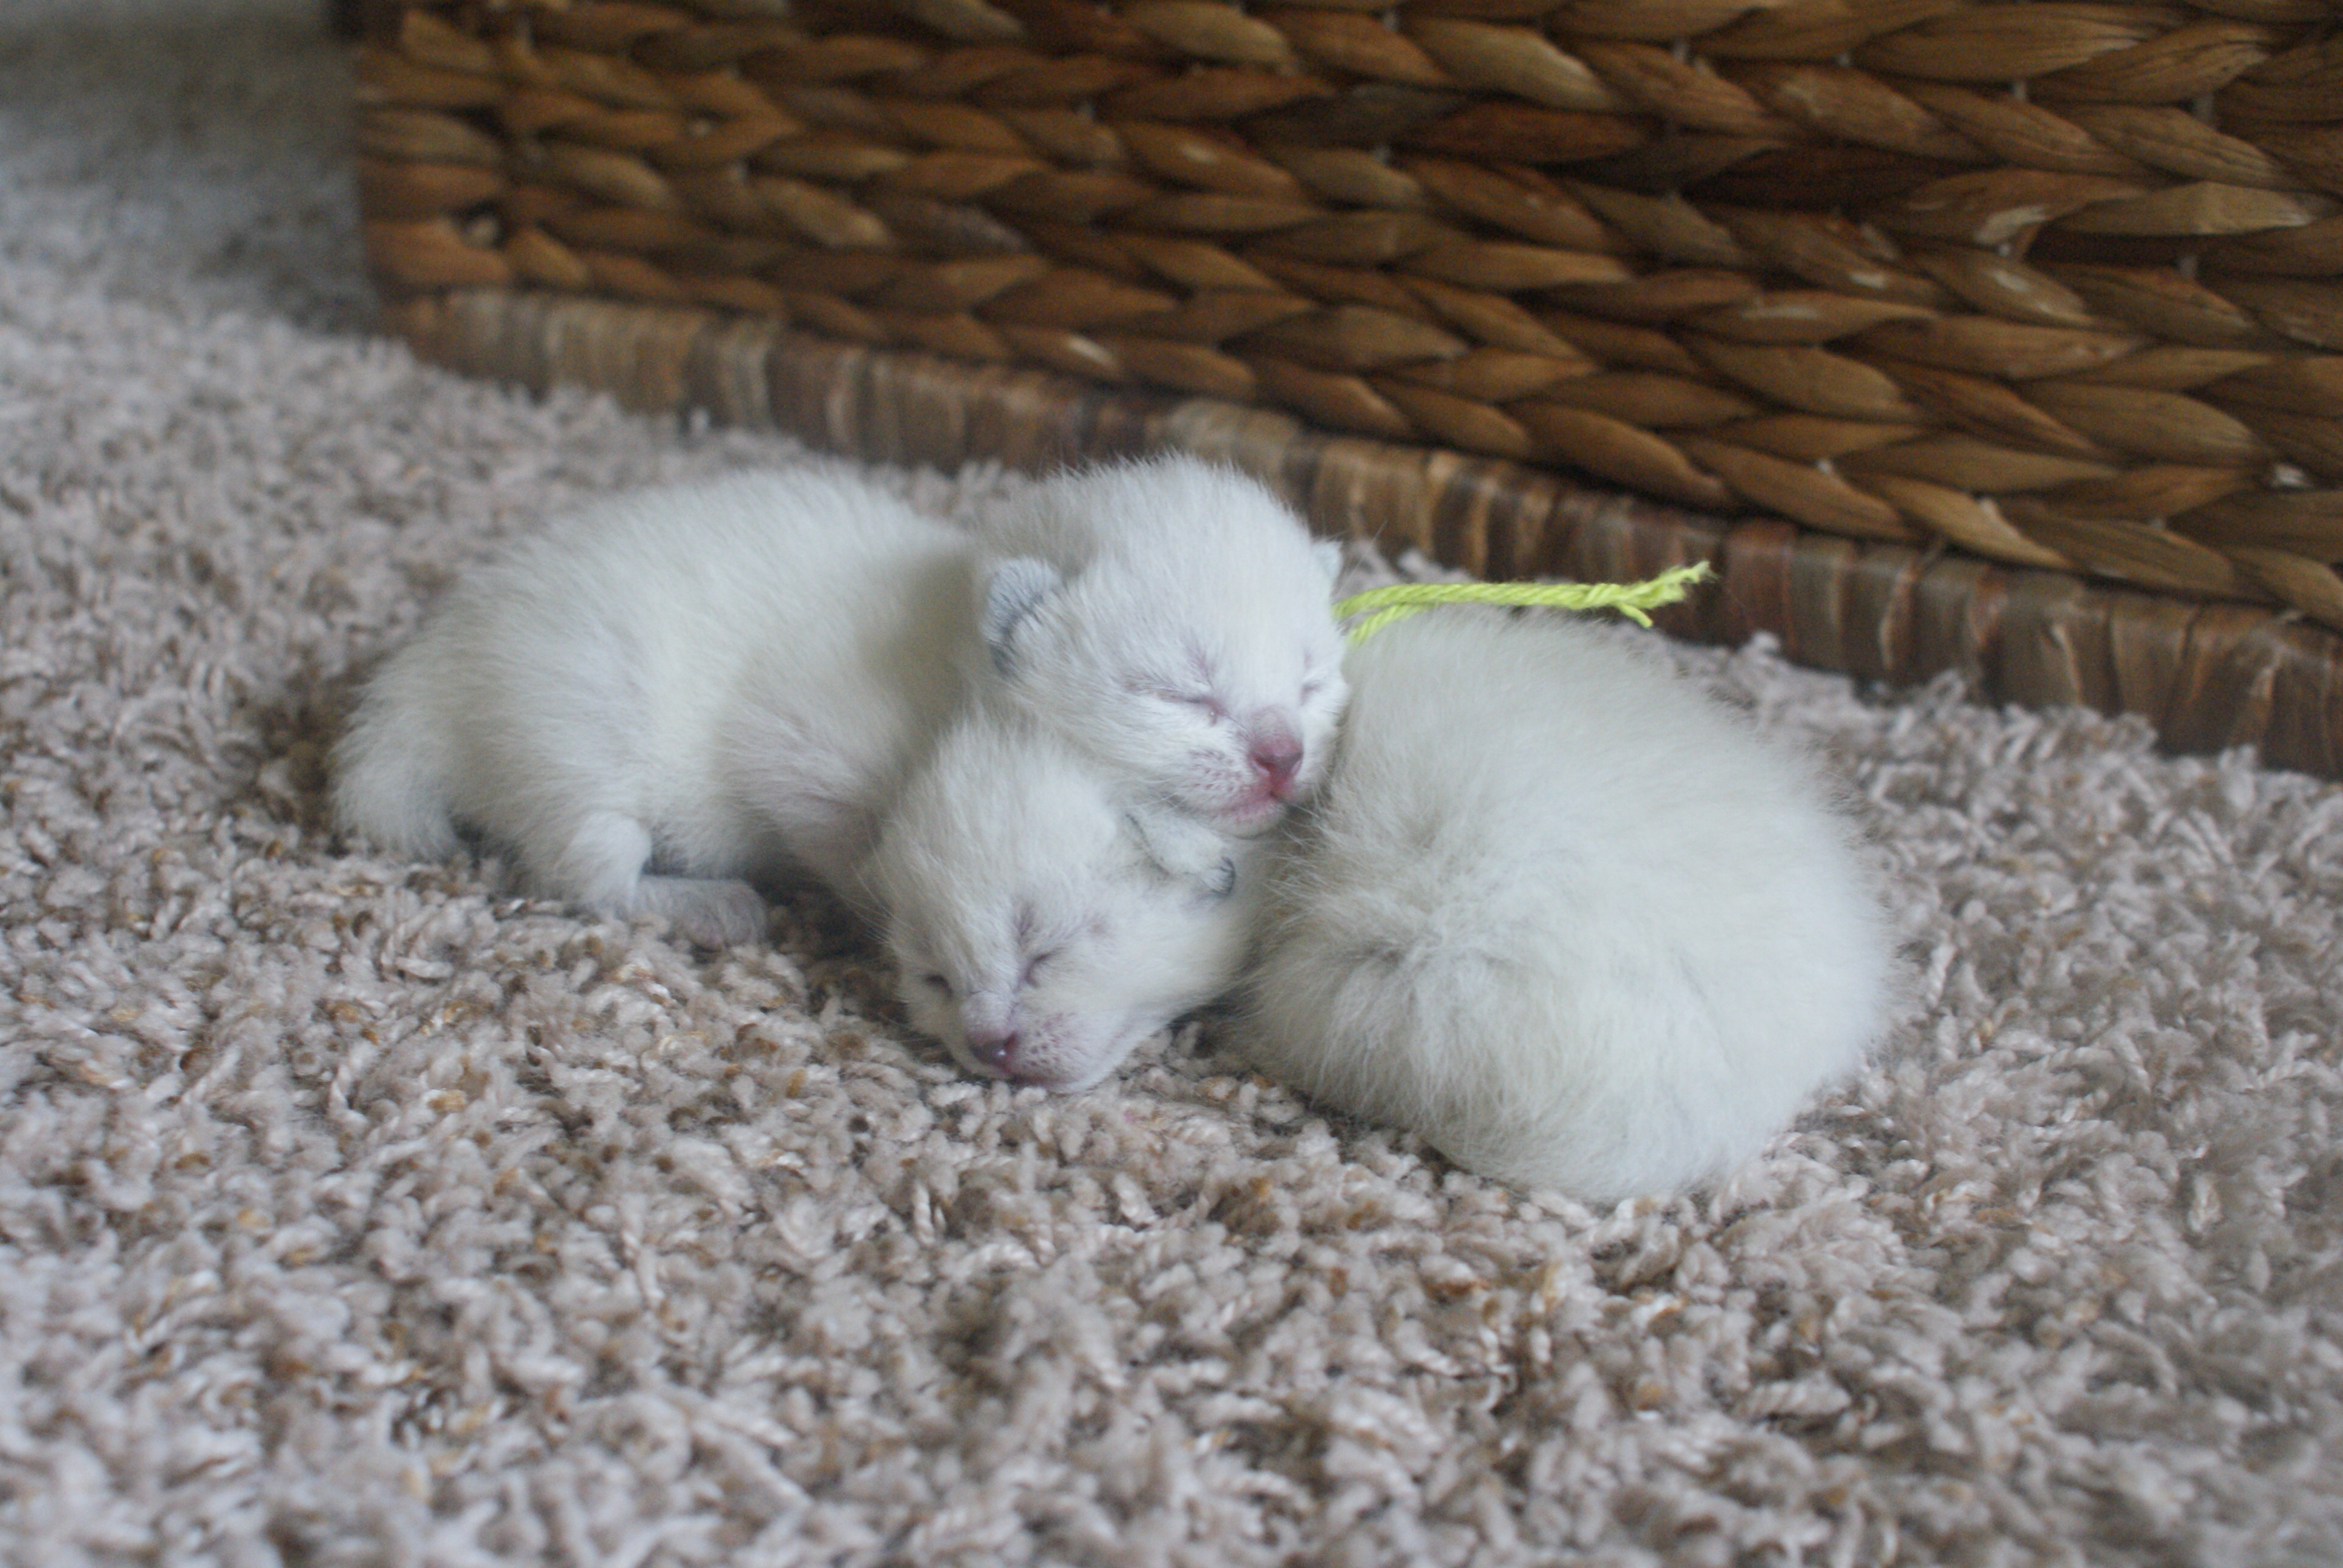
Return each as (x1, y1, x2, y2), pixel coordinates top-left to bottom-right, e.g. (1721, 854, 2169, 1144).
(1335, 561, 1717, 644)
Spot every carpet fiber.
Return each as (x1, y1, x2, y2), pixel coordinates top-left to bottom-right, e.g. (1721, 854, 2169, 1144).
(5, 4, 2342, 1563)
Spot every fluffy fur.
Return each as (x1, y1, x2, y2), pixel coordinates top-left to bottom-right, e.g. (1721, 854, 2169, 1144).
(333, 458, 1346, 1080)
(975, 456, 1350, 834)
(862, 712, 1262, 1092)
(1236, 611, 1892, 1201)
(331, 466, 991, 946)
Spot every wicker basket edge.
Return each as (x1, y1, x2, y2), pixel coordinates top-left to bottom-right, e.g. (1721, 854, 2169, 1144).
(381, 285, 2343, 779)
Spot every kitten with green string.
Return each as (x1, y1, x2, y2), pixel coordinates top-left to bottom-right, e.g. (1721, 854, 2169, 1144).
(1234, 568, 1893, 1201)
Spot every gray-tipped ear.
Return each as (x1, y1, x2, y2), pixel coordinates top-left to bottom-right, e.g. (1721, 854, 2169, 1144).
(1123, 802, 1240, 900)
(1311, 538, 1345, 587)
(983, 557, 1062, 675)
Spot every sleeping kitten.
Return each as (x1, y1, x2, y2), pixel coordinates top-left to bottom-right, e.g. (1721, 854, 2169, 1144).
(1234, 610, 1892, 1203)
(336, 458, 1349, 938)
(332, 458, 1335, 1078)
(974, 454, 1350, 834)
(861, 710, 1260, 1091)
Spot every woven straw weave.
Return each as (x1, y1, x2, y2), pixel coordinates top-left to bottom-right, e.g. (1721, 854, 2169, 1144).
(357, 0, 2343, 632)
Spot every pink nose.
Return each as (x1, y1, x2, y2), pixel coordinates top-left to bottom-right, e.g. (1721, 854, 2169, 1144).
(1251, 733, 1305, 798)
(964, 1027, 1020, 1076)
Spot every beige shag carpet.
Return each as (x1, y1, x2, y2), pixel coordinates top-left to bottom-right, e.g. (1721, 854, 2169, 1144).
(6, 3, 2343, 1563)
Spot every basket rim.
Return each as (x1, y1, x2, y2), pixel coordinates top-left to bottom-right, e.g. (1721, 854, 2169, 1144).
(382, 284, 2343, 781)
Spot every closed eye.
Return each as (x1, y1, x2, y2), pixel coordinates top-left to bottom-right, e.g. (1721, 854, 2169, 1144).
(1145, 687, 1228, 722)
(1019, 948, 1061, 985)
(919, 972, 953, 996)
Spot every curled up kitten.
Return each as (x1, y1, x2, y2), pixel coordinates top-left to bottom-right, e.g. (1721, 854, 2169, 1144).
(974, 454, 1351, 834)
(1234, 610, 1893, 1203)
(862, 710, 1260, 1091)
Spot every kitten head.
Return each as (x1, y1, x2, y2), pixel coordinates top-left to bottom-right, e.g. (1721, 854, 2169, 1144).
(862, 714, 1257, 1092)
(980, 459, 1349, 835)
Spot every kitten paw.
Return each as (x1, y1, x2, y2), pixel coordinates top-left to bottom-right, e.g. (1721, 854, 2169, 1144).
(641, 877, 770, 949)
(1123, 800, 1242, 897)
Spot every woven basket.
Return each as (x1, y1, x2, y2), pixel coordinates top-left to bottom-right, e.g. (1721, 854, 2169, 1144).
(355, 0, 2343, 776)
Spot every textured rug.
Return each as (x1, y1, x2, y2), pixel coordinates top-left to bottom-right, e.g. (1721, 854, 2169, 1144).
(6, 4, 2343, 1564)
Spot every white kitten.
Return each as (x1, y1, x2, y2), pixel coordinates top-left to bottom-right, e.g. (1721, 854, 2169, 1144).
(1234, 611, 1892, 1202)
(332, 459, 1322, 1081)
(862, 711, 1261, 1091)
(332, 466, 990, 946)
(975, 455, 1351, 834)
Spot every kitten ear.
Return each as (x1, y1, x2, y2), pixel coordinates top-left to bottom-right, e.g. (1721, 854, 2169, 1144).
(1311, 538, 1344, 587)
(1122, 802, 1239, 900)
(983, 557, 1062, 674)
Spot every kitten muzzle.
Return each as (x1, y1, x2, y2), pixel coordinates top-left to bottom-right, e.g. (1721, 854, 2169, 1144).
(963, 1024, 1020, 1076)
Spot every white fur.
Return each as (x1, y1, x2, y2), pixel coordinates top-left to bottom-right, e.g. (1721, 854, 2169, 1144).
(974, 456, 1350, 834)
(862, 713, 1261, 1092)
(1236, 612, 1892, 1201)
(332, 459, 1325, 1081)
(332, 467, 988, 946)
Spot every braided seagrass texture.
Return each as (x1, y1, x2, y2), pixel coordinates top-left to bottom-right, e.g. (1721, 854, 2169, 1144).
(358, 0, 2343, 632)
